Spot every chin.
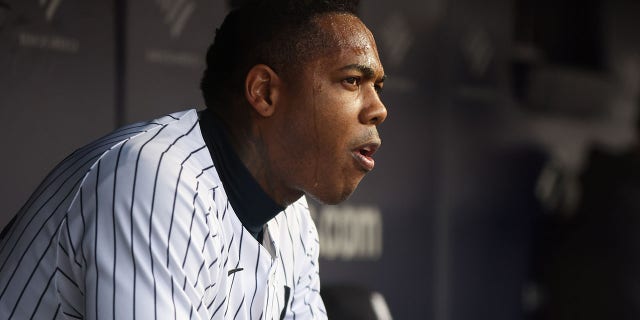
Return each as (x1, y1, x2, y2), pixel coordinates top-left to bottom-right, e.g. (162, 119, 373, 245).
(306, 181, 359, 205)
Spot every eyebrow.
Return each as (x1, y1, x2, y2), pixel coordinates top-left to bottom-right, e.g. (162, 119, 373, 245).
(340, 64, 386, 82)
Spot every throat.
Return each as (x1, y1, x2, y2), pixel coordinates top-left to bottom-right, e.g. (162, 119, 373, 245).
(198, 109, 285, 240)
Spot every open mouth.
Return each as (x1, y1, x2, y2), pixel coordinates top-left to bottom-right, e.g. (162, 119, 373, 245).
(352, 142, 380, 172)
(359, 145, 376, 157)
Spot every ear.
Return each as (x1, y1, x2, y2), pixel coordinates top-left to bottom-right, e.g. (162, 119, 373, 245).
(244, 64, 280, 117)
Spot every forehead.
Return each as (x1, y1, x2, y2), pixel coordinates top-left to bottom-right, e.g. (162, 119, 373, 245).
(308, 13, 383, 76)
(314, 14, 375, 49)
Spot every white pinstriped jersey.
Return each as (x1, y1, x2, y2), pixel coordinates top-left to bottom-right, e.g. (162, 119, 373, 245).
(0, 109, 327, 319)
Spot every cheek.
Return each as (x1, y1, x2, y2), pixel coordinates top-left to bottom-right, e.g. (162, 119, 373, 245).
(293, 84, 360, 168)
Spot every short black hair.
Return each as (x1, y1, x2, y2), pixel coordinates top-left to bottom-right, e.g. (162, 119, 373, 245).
(200, 0, 359, 113)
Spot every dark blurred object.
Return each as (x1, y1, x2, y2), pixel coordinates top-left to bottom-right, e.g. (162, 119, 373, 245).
(536, 145, 640, 320)
(321, 284, 392, 320)
(514, 0, 605, 70)
(0, 1, 10, 30)
(227, 0, 249, 9)
(512, 0, 608, 117)
(525, 66, 613, 118)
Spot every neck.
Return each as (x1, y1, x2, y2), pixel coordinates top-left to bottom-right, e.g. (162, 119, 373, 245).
(222, 112, 304, 207)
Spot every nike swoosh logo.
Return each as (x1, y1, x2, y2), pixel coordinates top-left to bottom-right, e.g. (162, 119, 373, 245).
(228, 267, 244, 276)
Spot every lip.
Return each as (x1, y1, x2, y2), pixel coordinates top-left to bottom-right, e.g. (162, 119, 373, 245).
(351, 141, 380, 172)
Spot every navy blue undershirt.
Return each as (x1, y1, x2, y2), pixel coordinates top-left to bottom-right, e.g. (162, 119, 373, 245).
(198, 109, 284, 242)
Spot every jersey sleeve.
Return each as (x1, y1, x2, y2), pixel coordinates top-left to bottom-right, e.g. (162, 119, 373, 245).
(286, 202, 327, 320)
(57, 138, 222, 320)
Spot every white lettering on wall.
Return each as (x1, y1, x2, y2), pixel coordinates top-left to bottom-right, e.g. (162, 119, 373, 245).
(154, 0, 196, 38)
(18, 31, 79, 53)
(145, 48, 201, 67)
(314, 205, 383, 261)
(39, 0, 62, 22)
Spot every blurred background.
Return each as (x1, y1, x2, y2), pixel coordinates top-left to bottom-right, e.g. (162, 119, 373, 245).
(1, 0, 639, 319)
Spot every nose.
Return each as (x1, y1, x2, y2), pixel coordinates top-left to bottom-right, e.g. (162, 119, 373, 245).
(359, 87, 387, 126)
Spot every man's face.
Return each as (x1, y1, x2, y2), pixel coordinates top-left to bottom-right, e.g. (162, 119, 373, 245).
(270, 13, 387, 204)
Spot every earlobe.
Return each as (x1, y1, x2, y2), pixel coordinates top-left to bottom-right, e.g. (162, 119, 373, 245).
(245, 64, 280, 117)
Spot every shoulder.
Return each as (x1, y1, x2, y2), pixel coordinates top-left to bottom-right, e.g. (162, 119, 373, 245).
(90, 110, 210, 183)
(66, 110, 199, 177)
(66, 109, 214, 221)
(112, 109, 202, 162)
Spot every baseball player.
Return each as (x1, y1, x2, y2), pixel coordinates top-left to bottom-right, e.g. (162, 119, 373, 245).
(0, 0, 387, 319)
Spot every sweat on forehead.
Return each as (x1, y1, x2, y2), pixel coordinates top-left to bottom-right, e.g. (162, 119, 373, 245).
(290, 13, 367, 66)
(314, 13, 373, 48)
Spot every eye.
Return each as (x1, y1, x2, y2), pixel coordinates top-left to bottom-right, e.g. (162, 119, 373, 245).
(343, 77, 361, 87)
(374, 84, 384, 95)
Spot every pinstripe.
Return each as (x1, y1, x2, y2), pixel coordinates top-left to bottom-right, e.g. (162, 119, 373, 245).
(249, 245, 260, 320)
(64, 215, 82, 269)
(284, 211, 297, 320)
(294, 209, 306, 320)
(148, 128, 181, 320)
(191, 260, 206, 290)
(0, 153, 100, 279)
(61, 297, 83, 319)
(0, 124, 153, 256)
(52, 303, 61, 320)
(168, 145, 207, 270)
(211, 296, 226, 318)
(79, 189, 88, 266)
(295, 212, 307, 255)
(147, 123, 195, 320)
(63, 311, 82, 319)
(112, 141, 126, 319)
(208, 257, 219, 270)
(233, 295, 246, 320)
(171, 278, 177, 320)
(0, 176, 83, 302)
(201, 230, 210, 254)
(166, 165, 184, 268)
(224, 227, 244, 316)
(279, 252, 288, 283)
(1, 154, 92, 265)
(181, 193, 199, 269)
(57, 241, 70, 259)
(195, 165, 214, 179)
(94, 160, 101, 320)
(0, 121, 158, 246)
(8, 219, 59, 318)
(28, 266, 57, 319)
(305, 300, 315, 318)
(0, 135, 128, 254)
(224, 233, 234, 269)
(0, 110, 326, 319)
(222, 200, 230, 221)
(128, 124, 169, 320)
(55, 267, 81, 291)
(196, 297, 204, 312)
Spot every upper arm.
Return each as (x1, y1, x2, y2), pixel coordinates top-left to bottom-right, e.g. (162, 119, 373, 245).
(60, 140, 221, 320)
